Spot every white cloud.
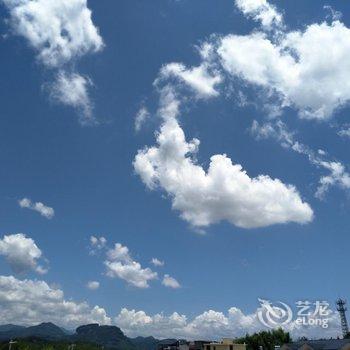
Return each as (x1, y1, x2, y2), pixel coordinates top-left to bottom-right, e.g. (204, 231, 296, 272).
(162, 274, 181, 289)
(89, 239, 159, 289)
(139, 2, 350, 213)
(217, 19, 350, 120)
(250, 120, 294, 145)
(0, 277, 341, 340)
(115, 308, 188, 339)
(338, 126, 350, 138)
(105, 261, 158, 289)
(19, 197, 54, 219)
(2, 0, 103, 67)
(0, 234, 47, 274)
(250, 120, 350, 198)
(134, 88, 313, 229)
(151, 258, 164, 267)
(135, 107, 150, 132)
(106, 243, 132, 263)
(154, 4, 350, 121)
(235, 0, 283, 28)
(115, 305, 340, 340)
(323, 5, 342, 22)
(90, 235, 107, 250)
(157, 62, 222, 99)
(2, 0, 104, 123)
(0, 275, 110, 328)
(105, 243, 158, 289)
(91, 241, 175, 289)
(49, 71, 95, 125)
(316, 161, 350, 199)
(86, 280, 100, 290)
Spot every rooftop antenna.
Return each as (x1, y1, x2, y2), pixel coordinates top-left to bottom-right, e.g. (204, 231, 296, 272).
(336, 299, 349, 338)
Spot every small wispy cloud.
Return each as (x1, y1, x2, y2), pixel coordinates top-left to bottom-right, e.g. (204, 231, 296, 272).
(89, 235, 107, 255)
(151, 258, 164, 267)
(250, 120, 350, 198)
(18, 198, 54, 219)
(162, 274, 181, 289)
(49, 71, 96, 125)
(86, 280, 100, 290)
(135, 106, 150, 132)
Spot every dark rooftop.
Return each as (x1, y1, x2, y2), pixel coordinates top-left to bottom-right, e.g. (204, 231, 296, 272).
(282, 339, 350, 350)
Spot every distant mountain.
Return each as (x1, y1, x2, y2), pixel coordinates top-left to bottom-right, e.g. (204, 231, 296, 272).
(0, 322, 176, 350)
(0, 337, 101, 350)
(24, 322, 67, 339)
(131, 336, 178, 350)
(73, 323, 136, 350)
(158, 339, 178, 345)
(0, 324, 25, 333)
(60, 326, 74, 335)
(0, 322, 66, 341)
(131, 336, 159, 350)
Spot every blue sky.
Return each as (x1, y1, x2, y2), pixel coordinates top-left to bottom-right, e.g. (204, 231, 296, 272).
(1, 0, 350, 340)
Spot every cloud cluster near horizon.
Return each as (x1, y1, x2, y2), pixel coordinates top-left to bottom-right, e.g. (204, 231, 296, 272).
(115, 305, 341, 340)
(0, 275, 110, 328)
(0, 273, 341, 340)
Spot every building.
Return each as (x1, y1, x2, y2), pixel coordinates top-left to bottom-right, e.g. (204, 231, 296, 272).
(203, 338, 246, 350)
(189, 341, 211, 350)
(158, 340, 189, 350)
(281, 339, 350, 350)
